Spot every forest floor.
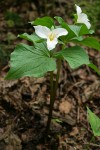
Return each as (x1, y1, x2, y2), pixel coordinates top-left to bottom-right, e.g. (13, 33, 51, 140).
(0, 1, 100, 150)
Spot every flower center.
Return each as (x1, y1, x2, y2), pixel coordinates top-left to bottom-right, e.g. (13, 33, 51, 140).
(49, 32, 55, 41)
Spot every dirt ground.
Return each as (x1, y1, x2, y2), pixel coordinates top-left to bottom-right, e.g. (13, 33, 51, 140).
(0, 1, 100, 150)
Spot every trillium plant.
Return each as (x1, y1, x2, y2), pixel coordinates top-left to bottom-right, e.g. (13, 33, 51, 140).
(6, 5, 100, 136)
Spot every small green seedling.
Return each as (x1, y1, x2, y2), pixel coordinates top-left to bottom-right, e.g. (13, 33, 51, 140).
(52, 118, 63, 124)
(87, 107, 100, 136)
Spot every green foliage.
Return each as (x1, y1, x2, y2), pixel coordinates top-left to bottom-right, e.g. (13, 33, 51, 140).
(6, 42, 56, 79)
(52, 118, 62, 123)
(87, 107, 100, 136)
(5, 9, 100, 137)
(30, 16, 54, 28)
(18, 33, 43, 43)
(55, 17, 96, 44)
(71, 37, 100, 51)
(88, 64, 100, 75)
(54, 46, 90, 69)
(6, 13, 100, 79)
(79, 24, 94, 35)
(55, 17, 82, 41)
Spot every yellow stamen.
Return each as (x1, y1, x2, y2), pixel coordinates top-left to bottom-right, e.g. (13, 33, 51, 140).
(49, 32, 55, 41)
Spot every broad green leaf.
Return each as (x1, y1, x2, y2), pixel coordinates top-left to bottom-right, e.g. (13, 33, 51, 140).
(54, 18, 79, 41)
(60, 22, 77, 42)
(88, 63, 100, 75)
(60, 23, 83, 42)
(55, 16, 81, 36)
(68, 25, 82, 37)
(54, 46, 90, 68)
(6, 42, 56, 79)
(30, 16, 54, 28)
(87, 107, 100, 136)
(18, 33, 43, 43)
(72, 37, 100, 51)
(54, 16, 64, 24)
(79, 24, 94, 35)
(55, 18, 89, 41)
(55, 17, 94, 43)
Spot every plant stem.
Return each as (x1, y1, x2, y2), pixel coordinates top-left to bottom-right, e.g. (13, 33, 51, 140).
(54, 59, 61, 100)
(45, 71, 54, 135)
(45, 59, 62, 136)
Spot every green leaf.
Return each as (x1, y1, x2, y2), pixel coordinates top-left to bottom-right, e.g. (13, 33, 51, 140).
(5, 42, 56, 79)
(68, 25, 82, 37)
(88, 63, 100, 75)
(54, 18, 79, 41)
(79, 24, 94, 35)
(54, 16, 64, 24)
(60, 23, 83, 42)
(54, 46, 90, 68)
(18, 33, 43, 43)
(87, 107, 100, 136)
(55, 17, 81, 36)
(55, 18, 89, 41)
(72, 37, 100, 51)
(55, 18, 94, 43)
(18, 33, 40, 43)
(52, 118, 63, 123)
(30, 16, 54, 28)
(60, 22, 77, 41)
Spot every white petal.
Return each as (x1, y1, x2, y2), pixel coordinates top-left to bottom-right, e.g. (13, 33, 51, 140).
(77, 14, 87, 22)
(47, 38, 58, 50)
(34, 25, 50, 39)
(75, 4, 82, 14)
(53, 28, 68, 38)
(79, 13, 89, 21)
(84, 21, 91, 29)
(77, 13, 91, 29)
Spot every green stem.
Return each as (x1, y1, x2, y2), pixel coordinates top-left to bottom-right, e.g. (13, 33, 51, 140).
(45, 59, 62, 137)
(54, 59, 61, 100)
(45, 71, 54, 135)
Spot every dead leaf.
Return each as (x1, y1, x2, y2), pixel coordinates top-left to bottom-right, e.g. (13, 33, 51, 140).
(59, 101, 72, 114)
(70, 127, 79, 136)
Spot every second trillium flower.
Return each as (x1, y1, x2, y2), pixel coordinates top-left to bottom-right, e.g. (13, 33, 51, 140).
(34, 25, 68, 50)
(75, 4, 91, 29)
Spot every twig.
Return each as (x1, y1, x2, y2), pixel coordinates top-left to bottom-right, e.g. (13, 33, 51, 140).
(84, 143, 100, 147)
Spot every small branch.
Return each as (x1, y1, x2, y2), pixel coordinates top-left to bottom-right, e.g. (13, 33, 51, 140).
(84, 143, 100, 148)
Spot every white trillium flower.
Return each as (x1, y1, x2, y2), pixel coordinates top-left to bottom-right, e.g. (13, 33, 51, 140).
(34, 25, 68, 50)
(75, 4, 91, 29)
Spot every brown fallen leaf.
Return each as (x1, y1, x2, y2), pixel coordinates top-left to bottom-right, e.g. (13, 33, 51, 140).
(70, 127, 79, 136)
(59, 101, 72, 114)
